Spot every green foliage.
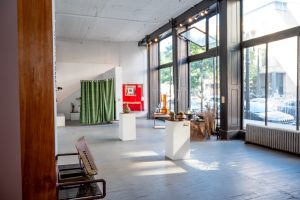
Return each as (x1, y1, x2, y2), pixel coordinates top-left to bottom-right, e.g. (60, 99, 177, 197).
(160, 67, 173, 84)
(160, 43, 173, 65)
(189, 42, 206, 55)
(190, 58, 215, 92)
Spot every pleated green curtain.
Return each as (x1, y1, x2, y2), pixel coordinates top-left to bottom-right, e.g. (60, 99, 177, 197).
(80, 79, 115, 124)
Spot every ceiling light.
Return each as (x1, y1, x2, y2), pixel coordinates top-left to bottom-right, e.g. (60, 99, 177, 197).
(154, 38, 158, 42)
(200, 11, 205, 16)
(179, 23, 183, 27)
(188, 17, 193, 23)
(204, 9, 209, 14)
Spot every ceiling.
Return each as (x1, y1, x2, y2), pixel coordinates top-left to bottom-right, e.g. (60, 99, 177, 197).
(55, 0, 202, 42)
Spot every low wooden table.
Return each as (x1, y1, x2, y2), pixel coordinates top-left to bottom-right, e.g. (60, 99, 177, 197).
(190, 120, 207, 141)
(153, 113, 169, 129)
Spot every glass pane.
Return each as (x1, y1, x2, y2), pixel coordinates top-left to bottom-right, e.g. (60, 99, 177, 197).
(180, 27, 206, 47)
(267, 37, 296, 129)
(209, 14, 219, 49)
(243, 44, 267, 127)
(159, 67, 174, 112)
(189, 19, 206, 55)
(190, 57, 219, 116)
(159, 36, 173, 65)
(243, 0, 300, 40)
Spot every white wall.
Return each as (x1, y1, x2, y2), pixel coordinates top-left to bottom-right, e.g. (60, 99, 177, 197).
(56, 38, 148, 119)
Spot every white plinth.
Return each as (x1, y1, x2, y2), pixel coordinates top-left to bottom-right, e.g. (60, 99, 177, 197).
(119, 113, 136, 141)
(70, 112, 80, 120)
(57, 113, 65, 127)
(165, 120, 190, 160)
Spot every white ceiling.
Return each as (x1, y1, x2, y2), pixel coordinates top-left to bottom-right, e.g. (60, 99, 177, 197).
(55, 0, 202, 42)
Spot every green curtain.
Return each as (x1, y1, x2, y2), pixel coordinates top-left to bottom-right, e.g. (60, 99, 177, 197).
(80, 79, 115, 124)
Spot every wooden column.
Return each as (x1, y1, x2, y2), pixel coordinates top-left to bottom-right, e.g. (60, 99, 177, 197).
(219, 0, 242, 139)
(18, 0, 56, 199)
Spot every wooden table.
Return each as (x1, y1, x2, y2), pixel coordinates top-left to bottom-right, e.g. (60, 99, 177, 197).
(190, 120, 207, 141)
(153, 113, 169, 129)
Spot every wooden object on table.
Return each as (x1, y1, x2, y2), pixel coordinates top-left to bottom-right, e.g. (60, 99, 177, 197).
(203, 110, 215, 136)
(160, 94, 168, 114)
(56, 137, 106, 199)
(190, 120, 207, 141)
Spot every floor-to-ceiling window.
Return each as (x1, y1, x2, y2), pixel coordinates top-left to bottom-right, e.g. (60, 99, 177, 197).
(187, 7, 220, 119)
(242, 0, 300, 130)
(159, 35, 174, 112)
(190, 57, 219, 114)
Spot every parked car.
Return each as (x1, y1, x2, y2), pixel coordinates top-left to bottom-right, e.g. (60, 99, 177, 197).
(278, 100, 296, 118)
(246, 101, 294, 124)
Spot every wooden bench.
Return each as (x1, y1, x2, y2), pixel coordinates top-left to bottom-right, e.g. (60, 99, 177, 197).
(56, 137, 106, 199)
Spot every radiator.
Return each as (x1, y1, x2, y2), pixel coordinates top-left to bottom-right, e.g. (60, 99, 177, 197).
(246, 124, 300, 155)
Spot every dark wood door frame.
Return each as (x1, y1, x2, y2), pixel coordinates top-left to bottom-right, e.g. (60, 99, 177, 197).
(18, 0, 56, 199)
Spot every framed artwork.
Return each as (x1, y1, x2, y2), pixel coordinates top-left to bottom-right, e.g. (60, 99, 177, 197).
(125, 85, 136, 96)
(123, 84, 144, 111)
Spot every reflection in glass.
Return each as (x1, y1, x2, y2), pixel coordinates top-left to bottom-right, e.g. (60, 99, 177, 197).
(243, 37, 297, 130)
(190, 57, 219, 117)
(267, 37, 296, 128)
(160, 67, 174, 111)
(189, 19, 206, 55)
(209, 14, 219, 49)
(243, 44, 266, 126)
(159, 36, 173, 65)
(243, 0, 300, 40)
(180, 27, 206, 48)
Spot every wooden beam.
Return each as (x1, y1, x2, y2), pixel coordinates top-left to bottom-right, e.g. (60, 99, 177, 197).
(18, 0, 56, 199)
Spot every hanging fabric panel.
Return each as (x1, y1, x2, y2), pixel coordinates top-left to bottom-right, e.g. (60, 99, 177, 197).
(80, 79, 115, 124)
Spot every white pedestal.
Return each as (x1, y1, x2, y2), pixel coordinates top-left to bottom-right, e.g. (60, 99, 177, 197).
(119, 113, 136, 141)
(70, 112, 80, 120)
(165, 120, 190, 160)
(57, 113, 65, 127)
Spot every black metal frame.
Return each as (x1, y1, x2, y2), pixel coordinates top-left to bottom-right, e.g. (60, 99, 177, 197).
(138, 0, 218, 46)
(56, 153, 106, 200)
(186, 2, 220, 116)
(240, 0, 300, 130)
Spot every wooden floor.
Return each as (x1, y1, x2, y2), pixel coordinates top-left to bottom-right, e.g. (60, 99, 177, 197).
(57, 118, 300, 200)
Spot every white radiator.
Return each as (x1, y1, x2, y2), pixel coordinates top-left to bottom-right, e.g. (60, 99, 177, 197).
(246, 124, 300, 155)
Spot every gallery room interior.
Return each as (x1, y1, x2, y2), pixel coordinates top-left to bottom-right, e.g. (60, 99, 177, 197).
(1, 0, 300, 199)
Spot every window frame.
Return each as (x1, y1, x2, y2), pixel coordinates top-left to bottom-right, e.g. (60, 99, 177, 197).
(241, 0, 300, 130)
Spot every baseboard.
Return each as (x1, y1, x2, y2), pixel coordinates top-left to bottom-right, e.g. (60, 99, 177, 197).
(219, 129, 241, 140)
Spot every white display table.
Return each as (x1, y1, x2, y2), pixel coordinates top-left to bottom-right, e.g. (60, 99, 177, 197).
(119, 113, 136, 141)
(70, 112, 80, 120)
(57, 113, 65, 127)
(165, 120, 190, 160)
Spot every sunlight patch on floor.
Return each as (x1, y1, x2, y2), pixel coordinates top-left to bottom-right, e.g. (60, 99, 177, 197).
(130, 160, 186, 176)
(183, 159, 220, 171)
(122, 151, 159, 158)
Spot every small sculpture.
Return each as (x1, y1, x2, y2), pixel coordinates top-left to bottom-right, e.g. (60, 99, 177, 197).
(160, 94, 168, 114)
(177, 111, 186, 121)
(123, 103, 131, 113)
(169, 112, 176, 121)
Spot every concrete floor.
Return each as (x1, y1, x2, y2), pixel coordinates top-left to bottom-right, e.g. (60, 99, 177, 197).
(57, 118, 300, 200)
